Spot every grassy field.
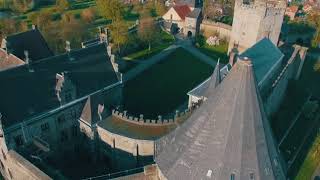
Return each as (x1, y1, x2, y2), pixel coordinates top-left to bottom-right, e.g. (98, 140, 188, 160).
(124, 31, 175, 60)
(295, 135, 320, 180)
(123, 48, 214, 119)
(197, 43, 229, 64)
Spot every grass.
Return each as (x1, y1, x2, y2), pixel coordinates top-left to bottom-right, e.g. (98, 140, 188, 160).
(197, 43, 229, 64)
(295, 135, 320, 180)
(124, 31, 175, 60)
(123, 48, 213, 119)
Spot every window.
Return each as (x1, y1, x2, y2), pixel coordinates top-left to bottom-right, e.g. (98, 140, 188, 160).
(60, 130, 68, 142)
(57, 115, 65, 124)
(249, 172, 255, 180)
(1, 149, 6, 160)
(14, 135, 23, 147)
(72, 126, 78, 137)
(230, 173, 235, 180)
(40, 123, 50, 132)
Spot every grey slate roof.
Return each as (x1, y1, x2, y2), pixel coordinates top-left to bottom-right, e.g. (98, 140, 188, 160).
(240, 38, 284, 87)
(0, 43, 119, 127)
(155, 58, 285, 180)
(186, 8, 201, 19)
(6, 28, 54, 61)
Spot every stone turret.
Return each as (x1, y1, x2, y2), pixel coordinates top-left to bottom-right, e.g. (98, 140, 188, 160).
(228, 0, 287, 53)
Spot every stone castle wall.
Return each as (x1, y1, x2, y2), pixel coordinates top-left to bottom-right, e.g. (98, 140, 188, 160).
(97, 125, 154, 156)
(264, 46, 306, 116)
(112, 109, 191, 126)
(200, 20, 232, 40)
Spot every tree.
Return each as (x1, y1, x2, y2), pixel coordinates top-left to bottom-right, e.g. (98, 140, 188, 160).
(138, 15, 160, 51)
(155, 0, 167, 16)
(109, 19, 128, 54)
(307, 12, 320, 48)
(0, 18, 27, 40)
(81, 8, 96, 23)
(56, 0, 69, 12)
(96, 0, 124, 21)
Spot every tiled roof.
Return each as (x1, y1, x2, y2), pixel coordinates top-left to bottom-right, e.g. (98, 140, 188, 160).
(155, 58, 286, 180)
(0, 48, 25, 71)
(186, 8, 201, 19)
(0, 43, 119, 127)
(6, 28, 54, 61)
(286, 5, 299, 13)
(174, 0, 196, 7)
(173, 5, 192, 20)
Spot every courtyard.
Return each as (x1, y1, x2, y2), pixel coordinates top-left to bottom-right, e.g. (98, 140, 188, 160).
(122, 48, 214, 119)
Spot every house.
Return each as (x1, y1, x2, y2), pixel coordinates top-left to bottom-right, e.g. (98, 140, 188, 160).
(285, 5, 299, 20)
(162, 5, 201, 37)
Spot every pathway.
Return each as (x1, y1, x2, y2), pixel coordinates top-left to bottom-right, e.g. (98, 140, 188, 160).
(313, 167, 320, 180)
(123, 44, 179, 82)
(123, 38, 219, 82)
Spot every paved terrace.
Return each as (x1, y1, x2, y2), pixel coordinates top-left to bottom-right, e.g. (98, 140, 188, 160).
(98, 111, 191, 140)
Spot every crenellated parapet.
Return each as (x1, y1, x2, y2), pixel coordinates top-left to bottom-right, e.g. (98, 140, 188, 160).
(111, 109, 193, 126)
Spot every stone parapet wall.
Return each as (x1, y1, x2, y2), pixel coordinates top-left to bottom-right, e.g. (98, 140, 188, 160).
(264, 45, 304, 116)
(112, 109, 191, 126)
(97, 126, 154, 156)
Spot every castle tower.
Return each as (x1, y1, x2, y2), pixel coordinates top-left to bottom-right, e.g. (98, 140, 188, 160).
(228, 0, 287, 53)
(155, 57, 286, 179)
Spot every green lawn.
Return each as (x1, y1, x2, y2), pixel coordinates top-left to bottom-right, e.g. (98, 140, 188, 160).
(295, 135, 320, 180)
(123, 48, 213, 118)
(124, 31, 175, 60)
(197, 43, 229, 64)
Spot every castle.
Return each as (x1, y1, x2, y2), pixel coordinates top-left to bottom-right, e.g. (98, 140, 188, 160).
(0, 0, 312, 179)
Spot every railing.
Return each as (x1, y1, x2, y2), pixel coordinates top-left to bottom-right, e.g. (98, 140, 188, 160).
(81, 166, 144, 180)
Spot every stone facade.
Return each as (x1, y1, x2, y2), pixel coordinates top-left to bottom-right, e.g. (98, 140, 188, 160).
(228, 0, 287, 53)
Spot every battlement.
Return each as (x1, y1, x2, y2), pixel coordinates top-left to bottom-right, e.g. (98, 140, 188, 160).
(111, 109, 193, 126)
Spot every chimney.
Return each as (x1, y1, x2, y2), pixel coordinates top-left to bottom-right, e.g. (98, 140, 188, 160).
(1, 38, 8, 59)
(65, 41, 71, 52)
(97, 104, 105, 121)
(24, 50, 29, 64)
(25, 50, 34, 72)
(229, 47, 239, 66)
(295, 47, 309, 80)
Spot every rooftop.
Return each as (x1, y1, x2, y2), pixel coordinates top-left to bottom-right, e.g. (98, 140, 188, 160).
(239, 38, 284, 87)
(186, 8, 201, 19)
(155, 58, 285, 179)
(173, 5, 192, 20)
(0, 43, 119, 127)
(5, 28, 54, 61)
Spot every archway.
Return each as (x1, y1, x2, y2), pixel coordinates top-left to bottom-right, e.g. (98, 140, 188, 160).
(187, 31, 192, 37)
